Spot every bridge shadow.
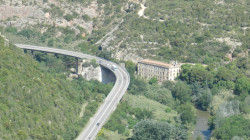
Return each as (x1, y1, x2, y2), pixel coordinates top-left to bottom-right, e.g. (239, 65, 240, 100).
(100, 66, 116, 84)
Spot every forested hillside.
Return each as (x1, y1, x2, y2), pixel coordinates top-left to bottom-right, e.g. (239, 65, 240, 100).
(94, 0, 249, 63)
(0, 36, 112, 140)
(0, 0, 249, 139)
(1, 0, 248, 64)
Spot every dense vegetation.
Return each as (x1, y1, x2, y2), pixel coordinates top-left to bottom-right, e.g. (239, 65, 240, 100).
(98, 55, 250, 139)
(2, 0, 249, 64)
(0, 0, 249, 139)
(0, 37, 112, 140)
(95, 0, 249, 63)
(131, 120, 187, 140)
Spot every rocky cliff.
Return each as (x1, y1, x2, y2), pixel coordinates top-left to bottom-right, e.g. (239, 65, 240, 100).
(0, 0, 99, 33)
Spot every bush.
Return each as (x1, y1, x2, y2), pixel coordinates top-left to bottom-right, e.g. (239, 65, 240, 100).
(64, 14, 74, 21)
(5, 27, 17, 34)
(149, 77, 157, 85)
(82, 15, 91, 21)
(17, 29, 37, 39)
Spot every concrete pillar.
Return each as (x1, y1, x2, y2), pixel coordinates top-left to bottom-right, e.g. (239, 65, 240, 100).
(75, 58, 79, 74)
(75, 58, 82, 75)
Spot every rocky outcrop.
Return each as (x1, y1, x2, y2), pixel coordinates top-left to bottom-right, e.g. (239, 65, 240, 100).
(79, 59, 102, 82)
(0, 0, 99, 33)
(0, 6, 44, 21)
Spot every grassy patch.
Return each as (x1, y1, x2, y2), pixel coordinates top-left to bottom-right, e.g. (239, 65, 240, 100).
(123, 94, 178, 123)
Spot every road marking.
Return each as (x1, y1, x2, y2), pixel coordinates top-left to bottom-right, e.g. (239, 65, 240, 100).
(81, 70, 124, 139)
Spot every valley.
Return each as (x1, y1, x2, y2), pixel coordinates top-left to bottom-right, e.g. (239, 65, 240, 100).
(0, 0, 249, 140)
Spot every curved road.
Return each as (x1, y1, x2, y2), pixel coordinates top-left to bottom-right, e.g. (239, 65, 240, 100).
(15, 44, 130, 140)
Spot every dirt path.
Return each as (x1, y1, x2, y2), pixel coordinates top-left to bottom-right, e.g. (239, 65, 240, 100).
(79, 103, 88, 117)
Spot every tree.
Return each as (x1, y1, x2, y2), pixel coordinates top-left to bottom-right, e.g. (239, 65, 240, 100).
(177, 103, 196, 124)
(213, 115, 250, 140)
(129, 78, 147, 95)
(216, 67, 235, 81)
(234, 77, 250, 96)
(131, 120, 187, 140)
(172, 81, 191, 104)
(145, 85, 174, 106)
(162, 80, 175, 91)
(125, 61, 136, 85)
(149, 77, 157, 85)
(193, 88, 212, 110)
(187, 66, 213, 87)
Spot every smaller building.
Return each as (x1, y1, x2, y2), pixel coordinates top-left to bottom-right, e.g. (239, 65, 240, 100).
(137, 59, 180, 82)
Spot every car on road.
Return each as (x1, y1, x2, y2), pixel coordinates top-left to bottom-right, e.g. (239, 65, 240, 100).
(97, 123, 100, 126)
(111, 65, 118, 71)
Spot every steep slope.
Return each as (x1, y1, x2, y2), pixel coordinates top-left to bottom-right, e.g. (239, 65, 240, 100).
(0, 37, 112, 140)
(0, 0, 248, 64)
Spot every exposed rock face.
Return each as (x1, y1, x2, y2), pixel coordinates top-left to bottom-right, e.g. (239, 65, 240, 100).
(112, 49, 143, 63)
(0, 6, 41, 20)
(0, 0, 99, 33)
(80, 65, 102, 82)
(77, 59, 116, 84)
(79, 59, 102, 82)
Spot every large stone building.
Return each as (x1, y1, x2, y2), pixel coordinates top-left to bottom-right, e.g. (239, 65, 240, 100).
(137, 59, 181, 82)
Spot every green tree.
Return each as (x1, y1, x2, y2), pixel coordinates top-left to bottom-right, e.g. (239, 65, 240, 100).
(234, 77, 250, 96)
(149, 77, 157, 85)
(195, 88, 212, 110)
(172, 82, 191, 104)
(177, 103, 196, 124)
(216, 67, 235, 81)
(213, 115, 250, 139)
(129, 78, 147, 95)
(188, 66, 213, 87)
(125, 61, 136, 85)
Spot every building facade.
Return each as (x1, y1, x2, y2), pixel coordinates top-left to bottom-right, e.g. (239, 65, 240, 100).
(137, 59, 180, 82)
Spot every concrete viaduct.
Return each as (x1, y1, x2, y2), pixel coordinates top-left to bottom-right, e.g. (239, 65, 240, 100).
(15, 44, 130, 140)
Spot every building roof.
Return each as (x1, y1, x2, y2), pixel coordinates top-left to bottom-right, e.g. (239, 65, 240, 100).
(139, 59, 173, 68)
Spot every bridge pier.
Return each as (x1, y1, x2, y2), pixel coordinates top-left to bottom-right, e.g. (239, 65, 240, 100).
(75, 58, 82, 74)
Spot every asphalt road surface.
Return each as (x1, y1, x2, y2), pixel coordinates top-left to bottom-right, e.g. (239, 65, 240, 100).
(15, 44, 130, 140)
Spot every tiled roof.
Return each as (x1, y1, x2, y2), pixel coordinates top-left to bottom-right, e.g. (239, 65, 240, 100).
(139, 59, 173, 68)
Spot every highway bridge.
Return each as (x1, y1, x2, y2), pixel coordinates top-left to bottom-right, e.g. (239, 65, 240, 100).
(15, 44, 130, 140)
